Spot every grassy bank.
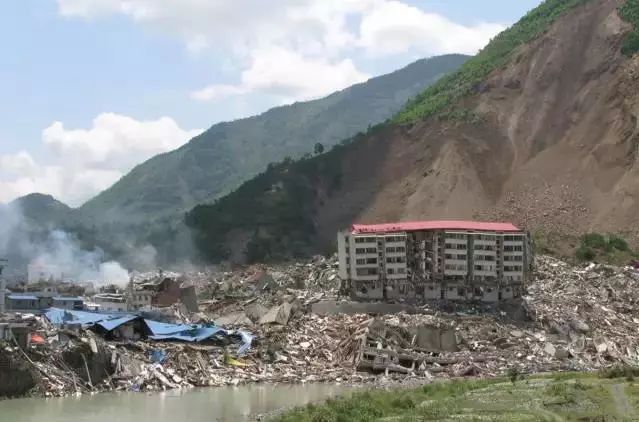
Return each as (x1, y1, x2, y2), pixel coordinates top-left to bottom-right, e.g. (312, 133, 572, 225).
(274, 372, 639, 421)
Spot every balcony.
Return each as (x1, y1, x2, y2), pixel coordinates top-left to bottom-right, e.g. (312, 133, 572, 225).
(473, 239, 497, 246)
(444, 238, 467, 245)
(474, 270, 497, 276)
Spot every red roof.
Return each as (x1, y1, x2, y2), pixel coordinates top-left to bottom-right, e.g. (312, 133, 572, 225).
(351, 220, 521, 234)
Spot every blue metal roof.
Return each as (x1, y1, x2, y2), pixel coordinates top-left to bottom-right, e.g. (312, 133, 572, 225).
(7, 295, 38, 300)
(43, 308, 253, 354)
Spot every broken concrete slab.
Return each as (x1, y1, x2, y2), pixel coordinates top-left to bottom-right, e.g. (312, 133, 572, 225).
(259, 302, 292, 325)
(311, 300, 415, 316)
(214, 311, 253, 326)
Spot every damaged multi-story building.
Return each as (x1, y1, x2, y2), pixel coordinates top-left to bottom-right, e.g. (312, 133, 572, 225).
(337, 220, 533, 303)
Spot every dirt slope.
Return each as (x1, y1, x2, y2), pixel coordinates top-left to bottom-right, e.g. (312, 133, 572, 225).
(316, 0, 639, 247)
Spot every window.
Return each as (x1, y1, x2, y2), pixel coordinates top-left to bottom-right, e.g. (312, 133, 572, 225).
(397, 268, 406, 274)
(356, 259, 366, 265)
(445, 254, 453, 259)
(366, 258, 377, 265)
(504, 245, 523, 252)
(355, 237, 375, 244)
(387, 268, 395, 275)
(356, 268, 378, 276)
(365, 248, 376, 253)
(396, 247, 406, 253)
(386, 247, 396, 253)
(457, 287, 465, 296)
(356, 248, 366, 254)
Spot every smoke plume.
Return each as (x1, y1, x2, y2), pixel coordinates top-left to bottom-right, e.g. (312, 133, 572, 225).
(0, 203, 131, 286)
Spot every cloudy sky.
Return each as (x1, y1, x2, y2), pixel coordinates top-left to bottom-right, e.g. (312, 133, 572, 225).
(0, 0, 542, 206)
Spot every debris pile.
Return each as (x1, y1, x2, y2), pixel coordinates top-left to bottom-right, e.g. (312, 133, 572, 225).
(203, 255, 341, 302)
(5, 254, 639, 398)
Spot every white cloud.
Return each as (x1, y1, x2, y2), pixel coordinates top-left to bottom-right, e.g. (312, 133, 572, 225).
(0, 114, 202, 206)
(358, 1, 505, 56)
(192, 47, 369, 102)
(57, 0, 506, 102)
(0, 151, 38, 177)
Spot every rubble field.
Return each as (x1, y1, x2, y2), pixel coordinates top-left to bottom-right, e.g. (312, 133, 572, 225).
(2, 255, 639, 398)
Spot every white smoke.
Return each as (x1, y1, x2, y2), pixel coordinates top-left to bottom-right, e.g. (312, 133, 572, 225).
(0, 204, 131, 286)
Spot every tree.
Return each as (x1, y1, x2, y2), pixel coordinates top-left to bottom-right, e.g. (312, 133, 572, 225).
(313, 142, 325, 155)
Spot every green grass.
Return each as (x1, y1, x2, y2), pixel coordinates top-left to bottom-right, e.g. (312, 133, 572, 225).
(274, 374, 639, 421)
(394, 0, 590, 124)
(620, 0, 639, 56)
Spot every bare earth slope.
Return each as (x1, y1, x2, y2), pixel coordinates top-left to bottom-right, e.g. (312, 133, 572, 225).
(318, 0, 639, 244)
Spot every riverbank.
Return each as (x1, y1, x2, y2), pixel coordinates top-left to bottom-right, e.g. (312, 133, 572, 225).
(0, 382, 356, 422)
(273, 370, 639, 421)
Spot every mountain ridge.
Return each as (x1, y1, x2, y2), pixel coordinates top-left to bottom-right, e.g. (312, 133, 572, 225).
(77, 54, 469, 226)
(187, 0, 639, 263)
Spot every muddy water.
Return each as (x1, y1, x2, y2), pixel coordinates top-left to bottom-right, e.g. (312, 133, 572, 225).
(0, 384, 353, 422)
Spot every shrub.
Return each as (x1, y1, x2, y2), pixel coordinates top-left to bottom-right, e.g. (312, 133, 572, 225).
(620, 0, 639, 56)
(576, 245, 596, 262)
(581, 233, 606, 249)
(599, 364, 639, 379)
(607, 234, 630, 252)
(575, 233, 634, 262)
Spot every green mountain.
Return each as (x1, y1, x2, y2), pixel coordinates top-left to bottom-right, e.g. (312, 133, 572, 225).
(186, 0, 611, 264)
(9, 193, 72, 227)
(78, 54, 469, 225)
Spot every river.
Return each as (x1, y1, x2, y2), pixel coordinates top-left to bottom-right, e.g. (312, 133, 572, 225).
(0, 384, 354, 422)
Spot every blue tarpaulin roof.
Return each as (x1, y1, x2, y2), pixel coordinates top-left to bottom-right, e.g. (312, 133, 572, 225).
(44, 308, 127, 327)
(96, 315, 140, 331)
(43, 308, 254, 355)
(149, 326, 226, 342)
(143, 320, 198, 336)
(8, 295, 38, 300)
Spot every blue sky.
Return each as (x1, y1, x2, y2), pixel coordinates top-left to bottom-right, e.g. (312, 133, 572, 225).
(0, 0, 542, 205)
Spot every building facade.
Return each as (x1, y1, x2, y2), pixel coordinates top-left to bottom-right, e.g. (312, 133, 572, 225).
(337, 220, 533, 303)
(5, 293, 84, 312)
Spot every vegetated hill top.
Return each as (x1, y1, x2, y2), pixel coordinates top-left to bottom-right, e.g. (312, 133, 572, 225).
(77, 54, 469, 226)
(187, 0, 639, 263)
(8, 193, 72, 226)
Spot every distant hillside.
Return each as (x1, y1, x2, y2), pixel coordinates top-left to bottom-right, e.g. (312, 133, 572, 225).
(187, 0, 639, 263)
(78, 55, 469, 225)
(9, 193, 72, 227)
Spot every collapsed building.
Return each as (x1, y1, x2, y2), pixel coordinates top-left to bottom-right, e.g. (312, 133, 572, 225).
(337, 220, 533, 303)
